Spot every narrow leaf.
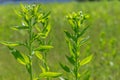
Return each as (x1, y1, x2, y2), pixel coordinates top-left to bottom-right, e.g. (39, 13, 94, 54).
(8, 47, 26, 65)
(39, 65, 46, 73)
(35, 26, 41, 32)
(0, 41, 20, 47)
(14, 9, 22, 17)
(42, 11, 50, 19)
(22, 54, 30, 64)
(66, 55, 75, 65)
(26, 63, 31, 74)
(66, 39, 74, 57)
(35, 45, 53, 51)
(20, 4, 27, 13)
(59, 63, 70, 72)
(64, 30, 73, 40)
(40, 24, 51, 38)
(79, 36, 90, 47)
(78, 26, 89, 38)
(80, 36, 89, 44)
(80, 55, 93, 66)
(39, 72, 62, 78)
(35, 51, 43, 60)
(44, 24, 51, 37)
(12, 26, 29, 30)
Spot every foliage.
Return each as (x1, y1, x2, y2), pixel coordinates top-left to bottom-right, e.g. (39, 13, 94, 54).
(0, 2, 120, 80)
(60, 11, 92, 80)
(0, 4, 61, 80)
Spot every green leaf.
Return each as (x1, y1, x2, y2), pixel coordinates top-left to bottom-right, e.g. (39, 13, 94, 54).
(35, 26, 41, 32)
(0, 41, 20, 47)
(20, 4, 27, 13)
(78, 26, 89, 38)
(35, 51, 43, 60)
(39, 65, 46, 73)
(45, 24, 51, 36)
(35, 24, 51, 38)
(26, 63, 31, 74)
(80, 55, 93, 66)
(34, 33, 43, 39)
(35, 45, 53, 51)
(59, 63, 70, 72)
(39, 72, 62, 78)
(33, 4, 40, 15)
(42, 24, 51, 38)
(68, 20, 75, 28)
(42, 11, 50, 19)
(66, 39, 74, 57)
(79, 36, 90, 46)
(14, 9, 22, 17)
(64, 30, 73, 40)
(66, 55, 75, 65)
(8, 47, 26, 65)
(22, 54, 30, 64)
(12, 26, 29, 30)
(80, 36, 89, 44)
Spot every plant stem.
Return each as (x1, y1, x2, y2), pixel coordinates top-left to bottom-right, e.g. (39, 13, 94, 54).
(75, 54, 78, 80)
(44, 52, 50, 80)
(75, 24, 79, 80)
(30, 64, 33, 80)
(75, 41, 78, 80)
(29, 25, 33, 80)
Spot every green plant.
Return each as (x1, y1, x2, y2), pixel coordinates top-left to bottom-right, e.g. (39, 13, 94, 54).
(0, 4, 61, 80)
(60, 11, 92, 80)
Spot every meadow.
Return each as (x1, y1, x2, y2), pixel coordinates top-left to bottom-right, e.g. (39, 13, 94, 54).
(0, 1, 120, 80)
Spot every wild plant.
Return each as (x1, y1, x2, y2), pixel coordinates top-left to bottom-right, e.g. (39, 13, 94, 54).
(0, 4, 61, 80)
(60, 11, 92, 80)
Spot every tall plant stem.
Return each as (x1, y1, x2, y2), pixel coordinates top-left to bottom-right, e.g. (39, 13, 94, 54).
(75, 40, 78, 80)
(29, 26, 33, 80)
(75, 25, 79, 80)
(75, 53, 78, 80)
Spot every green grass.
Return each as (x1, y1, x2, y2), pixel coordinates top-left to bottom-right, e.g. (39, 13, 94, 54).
(0, 1, 120, 80)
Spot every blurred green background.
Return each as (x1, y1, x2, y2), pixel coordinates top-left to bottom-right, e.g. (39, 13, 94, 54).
(0, 1, 120, 80)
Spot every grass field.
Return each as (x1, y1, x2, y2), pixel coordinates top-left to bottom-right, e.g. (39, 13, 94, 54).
(0, 1, 120, 80)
